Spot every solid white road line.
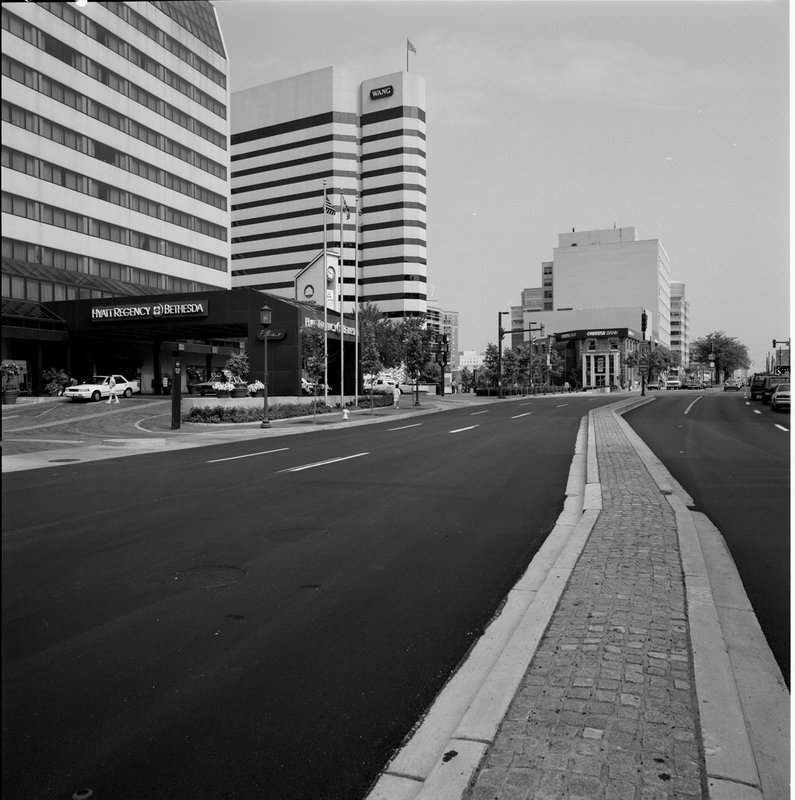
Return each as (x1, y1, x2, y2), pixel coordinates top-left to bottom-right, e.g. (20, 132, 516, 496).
(450, 425, 478, 434)
(279, 452, 369, 473)
(511, 412, 532, 419)
(684, 396, 702, 415)
(388, 423, 422, 431)
(207, 447, 289, 464)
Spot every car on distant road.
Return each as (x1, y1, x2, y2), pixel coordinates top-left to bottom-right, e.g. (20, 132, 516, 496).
(723, 380, 741, 391)
(685, 380, 705, 390)
(770, 383, 790, 412)
(761, 375, 790, 404)
(645, 380, 660, 390)
(63, 374, 140, 402)
(665, 378, 682, 390)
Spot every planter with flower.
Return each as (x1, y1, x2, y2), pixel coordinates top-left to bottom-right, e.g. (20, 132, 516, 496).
(247, 380, 265, 397)
(1, 361, 22, 404)
(212, 379, 236, 398)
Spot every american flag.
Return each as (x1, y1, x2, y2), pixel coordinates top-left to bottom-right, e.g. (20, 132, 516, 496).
(324, 196, 336, 215)
(407, 39, 417, 54)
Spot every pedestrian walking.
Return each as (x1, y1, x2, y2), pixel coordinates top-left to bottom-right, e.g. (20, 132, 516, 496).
(107, 374, 119, 404)
(393, 385, 400, 409)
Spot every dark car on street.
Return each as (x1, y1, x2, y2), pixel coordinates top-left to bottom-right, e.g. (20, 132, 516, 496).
(749, 373, 768, 400)
(761, 375, 789, 404)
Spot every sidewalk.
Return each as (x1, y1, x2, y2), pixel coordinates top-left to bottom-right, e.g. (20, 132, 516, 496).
(367, 400, 789, 800)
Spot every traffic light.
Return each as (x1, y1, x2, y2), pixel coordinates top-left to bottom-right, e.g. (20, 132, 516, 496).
(641, 311, 647, 334)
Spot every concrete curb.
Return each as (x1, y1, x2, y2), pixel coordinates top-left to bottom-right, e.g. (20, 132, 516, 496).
(366, 414, 602, 799)
(610, 405, 789, 799)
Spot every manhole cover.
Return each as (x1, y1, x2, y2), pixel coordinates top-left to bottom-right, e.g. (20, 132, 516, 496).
(170, 566, 247, 588)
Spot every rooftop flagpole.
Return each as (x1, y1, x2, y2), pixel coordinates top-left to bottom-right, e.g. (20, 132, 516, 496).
(407, 38, 416, 71)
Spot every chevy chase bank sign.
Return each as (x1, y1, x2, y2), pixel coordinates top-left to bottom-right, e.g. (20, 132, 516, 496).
(91, 301, 208, 321)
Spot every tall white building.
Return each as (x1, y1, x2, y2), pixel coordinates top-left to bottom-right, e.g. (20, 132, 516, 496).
(670, 281, 690, 367)
(230, 66, 427, 320)
(551, 227, 671, 346)
(1, 0, 230, 384)
(2, 1, 230, 300)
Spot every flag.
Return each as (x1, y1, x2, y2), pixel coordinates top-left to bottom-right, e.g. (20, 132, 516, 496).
(341, 194, 351, 220)
(324, 196, 336, 215)
(407, 38, 417, 54)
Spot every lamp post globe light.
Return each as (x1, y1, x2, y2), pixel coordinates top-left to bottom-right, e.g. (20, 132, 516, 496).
(260, 304, 272, 428)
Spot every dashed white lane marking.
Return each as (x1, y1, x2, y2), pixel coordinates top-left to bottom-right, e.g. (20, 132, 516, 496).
(470, 410, 489, 416)
(388, 423, 422, 431)
(512, 412, 532, 419)
(555, 404, 569, 408)
(279, 452, 369, 472)
(207, 447, 289, 464)
(450, 425, 478, 434)
(753, 410, 762, 415)
(774, 424, 789, 432)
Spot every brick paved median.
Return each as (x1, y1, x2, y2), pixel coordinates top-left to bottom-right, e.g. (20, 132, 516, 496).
(465, 407, 706, 799)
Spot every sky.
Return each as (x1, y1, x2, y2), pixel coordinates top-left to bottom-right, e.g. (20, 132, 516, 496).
(212, 0, 790, 370)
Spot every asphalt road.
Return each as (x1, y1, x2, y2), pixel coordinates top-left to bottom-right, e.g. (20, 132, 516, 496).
(623, 390, 790, 684)
(3, 395, 618, 800)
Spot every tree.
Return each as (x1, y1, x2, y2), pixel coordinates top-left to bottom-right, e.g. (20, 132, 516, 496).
(459, 366, 474, 392)
(400, 316, 432, 382)
(502, 348, 519, 387)
(649, 345, 679, 382)
(301, 327, 326, 419)
(481, 343, 500, 388)
(690, 332, 750, 382)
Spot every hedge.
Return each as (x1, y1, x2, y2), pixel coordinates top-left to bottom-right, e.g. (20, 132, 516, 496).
(182, 393, 393, 424)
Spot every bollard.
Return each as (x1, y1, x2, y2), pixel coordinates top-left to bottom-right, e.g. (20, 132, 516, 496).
(342, 408, 349, 421)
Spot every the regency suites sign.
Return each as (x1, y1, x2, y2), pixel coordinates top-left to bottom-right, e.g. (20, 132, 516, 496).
(370, 85, 393, 100)
(91, 300, 208, 322)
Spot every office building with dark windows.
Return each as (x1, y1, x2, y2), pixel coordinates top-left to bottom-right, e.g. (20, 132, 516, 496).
(230, 66, 427, 320)
(1, 0, 230, 390)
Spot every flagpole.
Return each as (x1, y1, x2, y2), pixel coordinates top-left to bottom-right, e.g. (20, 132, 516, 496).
(353, 195, 359, 408)
(322, 180, 328, 408)
(339, 191, 344, 409)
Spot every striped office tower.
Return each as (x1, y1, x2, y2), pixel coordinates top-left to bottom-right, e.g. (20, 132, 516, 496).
(230, 66, 427, 320)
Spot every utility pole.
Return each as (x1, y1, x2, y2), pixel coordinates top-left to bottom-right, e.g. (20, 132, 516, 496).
(641, 310, 647, 396)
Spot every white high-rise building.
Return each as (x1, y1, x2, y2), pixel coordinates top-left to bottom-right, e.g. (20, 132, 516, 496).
(230, 66, 427, 320)
(670, 281, 690, 367)
(2, 1, 231, 299)
(551, 227, 671, 346)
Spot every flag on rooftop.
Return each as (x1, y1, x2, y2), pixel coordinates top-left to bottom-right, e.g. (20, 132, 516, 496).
(407, 38, 417, 54)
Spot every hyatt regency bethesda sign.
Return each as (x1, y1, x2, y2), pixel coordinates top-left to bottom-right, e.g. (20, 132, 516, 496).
(91, 300, 208, 321)
(304, 316, 356, 338)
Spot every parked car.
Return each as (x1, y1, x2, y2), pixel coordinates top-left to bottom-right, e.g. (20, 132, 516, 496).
(63, 374, 140, 402)
(665, 379, 682, 390)
(749, 373, 768, 400)
(761, 375, 790, 404)
(723, 380, 741, 391)
(646, 381, 661, 390)
(770, 383, 790, 412)
(367, 378, 402, 395)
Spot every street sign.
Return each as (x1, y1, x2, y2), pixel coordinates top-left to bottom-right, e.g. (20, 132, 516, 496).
(639, 343, 650, 355)
(639, 356, 649, 368)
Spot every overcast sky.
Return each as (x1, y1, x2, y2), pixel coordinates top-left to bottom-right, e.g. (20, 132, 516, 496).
(213, 0, 789, 369)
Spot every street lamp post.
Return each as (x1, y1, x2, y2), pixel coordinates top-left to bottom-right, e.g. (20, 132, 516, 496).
(497, 311, 508, 398)
(259, 304, 272, 428)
